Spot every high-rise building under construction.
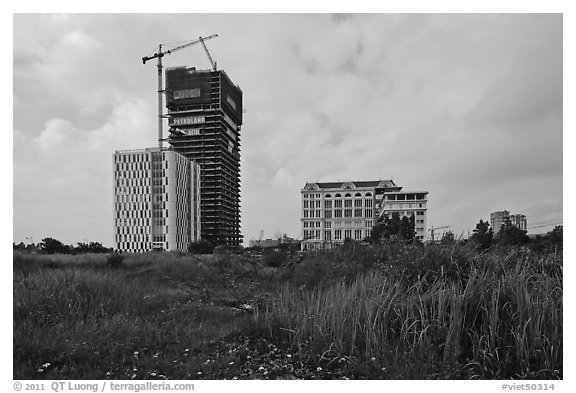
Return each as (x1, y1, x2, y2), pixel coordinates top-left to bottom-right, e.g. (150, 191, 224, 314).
(165, 66, 243, 246)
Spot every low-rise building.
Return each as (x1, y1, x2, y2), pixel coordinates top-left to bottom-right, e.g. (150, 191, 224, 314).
(490, 210, 527, 234)
(300, 180, 428, 251)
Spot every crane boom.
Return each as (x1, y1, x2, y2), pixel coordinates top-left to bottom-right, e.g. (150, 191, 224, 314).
(199, 36, 217, 71)
(142, 34, 218, 64)
(142, 34, 218, 149)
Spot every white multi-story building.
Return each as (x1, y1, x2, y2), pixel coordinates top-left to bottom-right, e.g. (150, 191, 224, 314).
(375, 187, 429, 241)
(490, 210, 527, 234)
(300, 180, 428, 251)
(113, 148, 201, 252)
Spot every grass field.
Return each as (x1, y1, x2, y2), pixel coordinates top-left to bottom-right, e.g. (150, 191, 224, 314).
(13, 243, 562, 380)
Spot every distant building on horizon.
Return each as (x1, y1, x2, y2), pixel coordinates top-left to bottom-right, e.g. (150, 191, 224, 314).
(113, 147, 201, 252)
(300, 180, 428, 251)
(490, 210, 527, 234)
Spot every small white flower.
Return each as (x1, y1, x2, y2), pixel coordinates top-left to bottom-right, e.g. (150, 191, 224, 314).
(317, 367, 322, 371)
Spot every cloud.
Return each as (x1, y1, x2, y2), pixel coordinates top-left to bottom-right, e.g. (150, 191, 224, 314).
(13, 14, 563, 244)
(13, 98, 155, 245)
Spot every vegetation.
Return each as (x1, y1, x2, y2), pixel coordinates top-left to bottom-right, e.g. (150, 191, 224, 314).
(14, 238, 112, 255)
(13, 227, 562, 380)
(371, 212, 416, 243)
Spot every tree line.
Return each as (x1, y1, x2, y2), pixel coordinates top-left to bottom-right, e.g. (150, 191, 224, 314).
(13, 238, 112, 254)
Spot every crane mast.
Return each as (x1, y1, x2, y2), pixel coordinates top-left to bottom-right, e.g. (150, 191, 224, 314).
(142, 34, 218, 149)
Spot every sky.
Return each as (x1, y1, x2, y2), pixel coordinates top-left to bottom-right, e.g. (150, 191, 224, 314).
(12, 13, 564, 247)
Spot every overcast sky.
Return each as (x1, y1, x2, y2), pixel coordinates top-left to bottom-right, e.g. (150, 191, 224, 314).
(13, 13, 563, 246)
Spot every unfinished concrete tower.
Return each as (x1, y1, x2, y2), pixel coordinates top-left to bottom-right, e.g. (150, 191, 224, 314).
(165, 66, 242, 246)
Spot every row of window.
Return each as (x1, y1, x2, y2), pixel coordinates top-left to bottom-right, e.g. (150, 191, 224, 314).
(303, 229, 372, 241)
(303, 192, 373, 199)
(303, 220, 374, 229)
(303, 209, 374, 218)
(304, 199, 373, 209)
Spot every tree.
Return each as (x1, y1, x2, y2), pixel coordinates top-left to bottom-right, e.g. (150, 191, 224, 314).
(399, 214, 416, 241)
(188, 239, 215, 254)
(13, 242, 26, 251)
(371, 212, 415, 242)
(549, 225, 563, 245)
(469, 219, 493, 249)
(496, 218, 530, 246)
(75, 241, 111, 254)
(440, 231, 456, 245)
(39, 237, 71, 254)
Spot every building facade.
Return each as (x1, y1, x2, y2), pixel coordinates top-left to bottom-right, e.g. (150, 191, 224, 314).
(300, 180, 428, 251)
(490, 210, 527, 234)
(165, 66, 243, 246)
(113, 148, 201, 252)
(376, 185, 429, 241)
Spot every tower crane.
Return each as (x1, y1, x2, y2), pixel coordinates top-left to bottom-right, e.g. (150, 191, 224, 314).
(428, 225, 451, 242)
(142, 34, 218, 149)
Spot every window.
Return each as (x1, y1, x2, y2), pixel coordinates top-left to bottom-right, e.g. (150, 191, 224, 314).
(315, 200, 321, 208)
(324, 200, 332, 209)
(324, 221, 332, 229)
(344, 229, 352, 239)
(365, 209, 373, 218)
(354, 209, 363, 217)
(364, 199, 373, 208)
(345, 199, 352, 208)
(304, 211, 309, 218)
(354, 199, 363, 207)
(304, 201, 309, 208)
(365, 229, 372, 238)
(334, 210, 343, 218)
(334, 230, 342, 240)
(365, 220, 373, 228)
(325, 230, 332, 241)
(325, 210, 332, 219)
(417, 211, 425, 216)
(335, 200, 343, 208)
(354, 229, 363, 240)
(344, 209, 352, 217)
(316, 221, 321, 228)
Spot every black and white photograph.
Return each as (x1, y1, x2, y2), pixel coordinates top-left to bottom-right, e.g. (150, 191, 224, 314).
(11, 6, 568, 390)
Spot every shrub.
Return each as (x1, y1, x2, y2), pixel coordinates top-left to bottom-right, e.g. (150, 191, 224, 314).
(262, 248, 287, 268)
(106, 251, 125, 268)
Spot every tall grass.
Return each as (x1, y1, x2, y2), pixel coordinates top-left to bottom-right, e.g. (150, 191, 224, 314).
(13, 252, 258, 379)
(257, 247, 562, 379)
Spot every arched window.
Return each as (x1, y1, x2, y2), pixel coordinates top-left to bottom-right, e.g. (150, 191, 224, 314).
(354, 193, 362, 197)
(344, 193, 352, 198)
(365, 192, 372, 197)
(325, 194, 332, 198)
(335, 193, 341, 198)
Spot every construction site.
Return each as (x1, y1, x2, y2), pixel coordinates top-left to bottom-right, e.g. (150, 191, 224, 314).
(142, 36, 243, 247)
